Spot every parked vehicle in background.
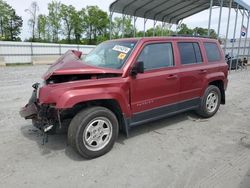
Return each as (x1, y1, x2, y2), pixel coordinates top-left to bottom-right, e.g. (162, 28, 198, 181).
(20, 37, 228, 159)
(243, 57, 248, 69)
(225, 53, 248, 70)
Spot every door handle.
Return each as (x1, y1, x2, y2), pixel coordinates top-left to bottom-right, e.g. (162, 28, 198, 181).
(166, 74, 178, 80)
(199, 69, 207, 74)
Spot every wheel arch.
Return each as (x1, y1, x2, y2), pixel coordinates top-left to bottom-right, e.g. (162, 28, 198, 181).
(208, 80, 225, 104)
(69, 99, 128, 135)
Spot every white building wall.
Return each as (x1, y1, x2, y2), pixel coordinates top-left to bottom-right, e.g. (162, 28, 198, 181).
(223, 38, 250, 58)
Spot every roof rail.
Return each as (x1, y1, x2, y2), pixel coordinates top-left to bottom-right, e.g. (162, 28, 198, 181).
(171, 34, 213, 39)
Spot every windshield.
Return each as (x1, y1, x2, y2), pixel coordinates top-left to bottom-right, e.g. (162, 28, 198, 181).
(83, 41, 137, 69)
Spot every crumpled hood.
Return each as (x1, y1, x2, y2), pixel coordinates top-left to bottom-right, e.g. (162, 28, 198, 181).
(43, 50, 123, 80)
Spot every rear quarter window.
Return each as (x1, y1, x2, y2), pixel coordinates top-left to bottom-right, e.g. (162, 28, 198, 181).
(204, 42, 222, 62)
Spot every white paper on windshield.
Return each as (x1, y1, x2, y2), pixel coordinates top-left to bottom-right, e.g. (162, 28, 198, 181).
(112, 45, 131, 54)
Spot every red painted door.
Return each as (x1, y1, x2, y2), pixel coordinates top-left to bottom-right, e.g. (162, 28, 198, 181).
(129, 42, 180, 114)
(177, 42, 207, 101)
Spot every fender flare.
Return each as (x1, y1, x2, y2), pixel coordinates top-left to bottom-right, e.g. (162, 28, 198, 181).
(55, 88, 131, 117)
(201, 72, 226, 95)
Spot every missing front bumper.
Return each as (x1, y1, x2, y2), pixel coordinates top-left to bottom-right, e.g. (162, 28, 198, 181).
(19, 102, 38, 119)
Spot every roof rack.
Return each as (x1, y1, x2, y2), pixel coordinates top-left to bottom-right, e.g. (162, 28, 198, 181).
(171, 34, 213, 39)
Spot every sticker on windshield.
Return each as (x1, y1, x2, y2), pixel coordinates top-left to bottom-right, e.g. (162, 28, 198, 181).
(112, 45, 131, 54)
(118, 53, 126, 60)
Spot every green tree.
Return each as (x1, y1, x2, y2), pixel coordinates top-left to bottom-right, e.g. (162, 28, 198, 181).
(112, 17, 122, 38)
(48, 0, 61, 42)
(193, 27, 218, 38)
(145, 28, 154, 37)
(0, 0, 22, 41)
(177, 24, 218, 38)
(37, 14, 47, 40)
(0, 0, 8, 38)
(177, 23, 193, 35)
(209, 29, 218, 39)
(112, 16, 133, 38)
(122, 16, 133, 38)
(4, 9, 23, 41)
(25, 1, 39, 41)
(145, 25, 164, 37)
(72, 8, 86, 44)
(193, 27, 207, 36)
(84, 6, 109, 44)
(60, 4, 76, 43)
(137, 26, 174, 37)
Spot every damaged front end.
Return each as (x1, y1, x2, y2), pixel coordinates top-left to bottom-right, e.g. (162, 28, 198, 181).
(19, 83, 60, 134)
(20, 50, 123, 137)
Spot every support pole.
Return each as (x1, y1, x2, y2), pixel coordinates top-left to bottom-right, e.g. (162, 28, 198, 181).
(248, 41, 250, 60)
(166, 24, 169, 36)
(161, 22, 165, 36)
(30, 42, 33, 63)
(236, 8, 245, 70)
(30, 42, 33, 57)
(122, 14, 125, 38)
(176, 20, 183, 34)
(59, 44, 61, 55)
(143, 18, 147, 37)
(133, 16, 137, 37)
(243, 11, 249, 56)
(224, 0, 232, 52)
(153, 20, 157, 37)
(109, 11, 113, 40)
(217, 0, 223, 37)
(168, 24, 173, 36)
(230, 4, 239, 71)
(208, 0, 213, 36)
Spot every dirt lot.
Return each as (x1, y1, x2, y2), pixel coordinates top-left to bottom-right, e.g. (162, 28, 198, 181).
(0, 65, 250, 188)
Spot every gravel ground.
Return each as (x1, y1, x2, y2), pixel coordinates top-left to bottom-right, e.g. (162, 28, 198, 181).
(0, 65, 250, 188)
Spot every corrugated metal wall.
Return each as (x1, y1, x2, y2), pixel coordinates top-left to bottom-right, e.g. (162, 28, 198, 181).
(0, 41, 96, 64)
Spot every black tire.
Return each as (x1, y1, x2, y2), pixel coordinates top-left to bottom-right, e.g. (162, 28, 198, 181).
(196, 85, 221, 118)
(68, 106, 119, 159)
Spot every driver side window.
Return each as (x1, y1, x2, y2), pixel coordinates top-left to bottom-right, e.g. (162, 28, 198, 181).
(137, 43, 174, 71)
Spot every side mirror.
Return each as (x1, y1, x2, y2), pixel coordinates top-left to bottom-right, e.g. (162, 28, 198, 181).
(130, 61, 144, 77)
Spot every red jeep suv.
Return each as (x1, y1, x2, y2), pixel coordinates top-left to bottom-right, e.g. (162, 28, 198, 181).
(20, 37, 228, 158)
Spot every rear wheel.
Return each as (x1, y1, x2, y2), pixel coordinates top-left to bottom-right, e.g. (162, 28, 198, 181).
(68, 106, 119, 159)
(196, 85, 221, 118)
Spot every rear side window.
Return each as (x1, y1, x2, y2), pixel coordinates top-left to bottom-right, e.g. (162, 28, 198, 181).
(204, 42, 222, 62)
(137, 43, 174, 70)
(178, 42, 203, 65)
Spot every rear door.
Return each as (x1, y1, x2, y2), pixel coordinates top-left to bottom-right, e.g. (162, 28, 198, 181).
(203, 41, 228, 88)
(130, 41, 180, 116)
(177, 41, 207, 103)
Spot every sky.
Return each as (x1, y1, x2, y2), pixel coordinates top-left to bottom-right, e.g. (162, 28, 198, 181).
(4, 0, 250, 40)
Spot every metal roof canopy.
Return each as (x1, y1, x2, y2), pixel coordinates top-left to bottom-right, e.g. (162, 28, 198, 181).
(109, 0, 250, 71)
(110, 0, 249, 24)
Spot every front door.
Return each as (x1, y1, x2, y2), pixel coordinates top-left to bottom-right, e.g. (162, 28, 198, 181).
(130, 42, 180, 123)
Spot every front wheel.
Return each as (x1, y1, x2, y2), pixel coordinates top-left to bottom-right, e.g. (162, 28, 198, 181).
(68, 106, 119, 159)
(196, 85, 221, 118)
